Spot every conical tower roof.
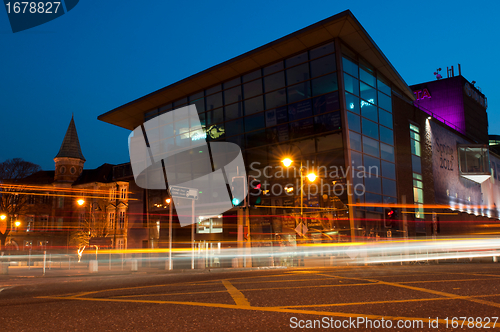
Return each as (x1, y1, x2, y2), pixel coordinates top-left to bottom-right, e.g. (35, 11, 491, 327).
(55, 115, 86, 161)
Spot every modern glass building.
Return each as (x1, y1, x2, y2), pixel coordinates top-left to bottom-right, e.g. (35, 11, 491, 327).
(99, 10, 497, 253)
(98, 10, 414, 246)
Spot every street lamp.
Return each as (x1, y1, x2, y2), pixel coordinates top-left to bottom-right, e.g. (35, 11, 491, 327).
(0, 214, 6, 221)
(281, 157, 317, 228)
(77, 199, 85, 206)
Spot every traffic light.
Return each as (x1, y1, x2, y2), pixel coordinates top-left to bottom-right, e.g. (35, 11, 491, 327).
(231, 176, 246, 207)
(384, 207, 397, 228)
(248, 177, 262, 207)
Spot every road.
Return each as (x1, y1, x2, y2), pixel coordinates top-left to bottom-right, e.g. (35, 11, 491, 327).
(1, 263, 500, 331)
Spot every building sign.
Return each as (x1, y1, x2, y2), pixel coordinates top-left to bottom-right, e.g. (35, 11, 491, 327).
(413, 88, 431, 100)
(464, 82, 487, 109)
(430, 121, 482, 207)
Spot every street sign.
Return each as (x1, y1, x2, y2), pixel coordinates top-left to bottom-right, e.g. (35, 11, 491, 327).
(89, 237, 112, 246)
(169, 185, 199, 200)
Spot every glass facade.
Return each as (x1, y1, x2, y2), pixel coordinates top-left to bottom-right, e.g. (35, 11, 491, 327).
(342, 54, 396, 212)
(142, 40, 399, 239)
(410, 123, 424, 219)
(143, 41, 342, 174)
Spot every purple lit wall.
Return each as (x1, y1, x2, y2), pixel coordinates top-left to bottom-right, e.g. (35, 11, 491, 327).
(410, 76, 466, 134)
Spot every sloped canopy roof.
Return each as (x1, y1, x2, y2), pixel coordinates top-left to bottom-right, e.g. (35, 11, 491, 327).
(55, 116, 86, 161)
(98, 10, 414, 130)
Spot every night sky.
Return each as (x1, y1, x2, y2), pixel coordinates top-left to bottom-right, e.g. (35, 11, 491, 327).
(1, 1, 499, 171)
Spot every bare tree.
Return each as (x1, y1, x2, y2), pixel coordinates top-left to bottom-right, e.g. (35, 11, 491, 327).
(0, 158, 41, 250)
(69, 209, 109, 262)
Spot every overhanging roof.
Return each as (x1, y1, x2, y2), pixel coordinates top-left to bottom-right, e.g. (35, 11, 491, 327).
(98, 10, 415, 130)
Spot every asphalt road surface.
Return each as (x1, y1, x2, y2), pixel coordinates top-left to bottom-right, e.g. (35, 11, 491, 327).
(2, 263, 500, 331)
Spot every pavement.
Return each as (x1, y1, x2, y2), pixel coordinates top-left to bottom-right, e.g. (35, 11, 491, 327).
(1, 262, 500, 331)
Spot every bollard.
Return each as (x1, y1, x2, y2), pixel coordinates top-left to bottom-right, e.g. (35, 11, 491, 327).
(130, 259, 138, 272)
(89, 260, 98, 273)
(0, 262, 8, 275)
(43, 251, 46, 275)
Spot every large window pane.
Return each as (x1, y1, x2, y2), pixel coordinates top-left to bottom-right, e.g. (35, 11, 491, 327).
(377, 76, 391, 95)
(362, 118, 379, 139)
(343, 74, 359, 95)
(277, 124, 289, 142)
(350, 131, 362, 152)
(382, 179, 397, 197)
(263, 62, 283, 75)
(363, 136, 379, 157)
(379, 126, 394, 146)
(288, 100, 312, 121)
(206, 92, 223, 110)
(286, 63, 309, 85)
(310, 42, 334, 59)
(244, 96, 264, 115)
(287, 82, 311, 103)
(265, 89, 286, 109)
(351, 150, 362, 169)
(225, 118, 244, 137)
(276, 106, 288, 124)
(378, 91, 392, 112)
(264, 71, 285, 92)
(347, 112, 360, 132)
(243, 69, 261, 83)
(310, 54, 336, 77)
(345, 93, 360, 114)
(246, 129, 266, 148)
(360, 82, 377, 106)
(224, 86, 242, 105)
(411, 139, 421, 156)
(226, 134, 244, 149)
(290, 118, 314, 139)
(361, 101, 377, 122)
(173, 97, 187, 108)
(380, 143, 395, 162)
(365, 176, 382, 194)
(360, 67, 376, 87)
(265, 109, 277, 127)
(225, 102, 243, 120)
(206, 84, 221, 95)
(313, 92, 340, 114)
(311, 74, 338, 96)
(286, 52, 308, 67)
(245, 113, 265, 132)
(379, 109, 393, 129)
(189, 97, 205, 114)
(206, 108, 223, 125)
(364, 155, 380, 176)
(342, 57, 358, 78)
(223, 77, 240, 89)
(243, 79, 262, 99)
(317, 132, 343, 152)
(315, 111, 341, 132)
(381, 160, 396, 179)
(412, 155, 422, 174)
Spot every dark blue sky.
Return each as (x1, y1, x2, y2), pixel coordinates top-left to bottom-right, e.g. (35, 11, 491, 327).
(1, 1, 499, 170)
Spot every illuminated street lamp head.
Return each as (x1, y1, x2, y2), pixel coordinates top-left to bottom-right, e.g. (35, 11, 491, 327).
(0, 214, 6, 220)
(77, 199, 85, 206)
(307, 173, 317, 182)
(165, 198, 171, 204)
(14, 221, 20, 227)
(281, 158, 293, 167)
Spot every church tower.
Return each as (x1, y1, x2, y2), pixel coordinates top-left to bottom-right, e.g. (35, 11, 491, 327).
(54, 116, 85, 184)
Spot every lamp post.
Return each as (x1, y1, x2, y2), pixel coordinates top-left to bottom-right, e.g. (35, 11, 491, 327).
(281, 156, 317, 229)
